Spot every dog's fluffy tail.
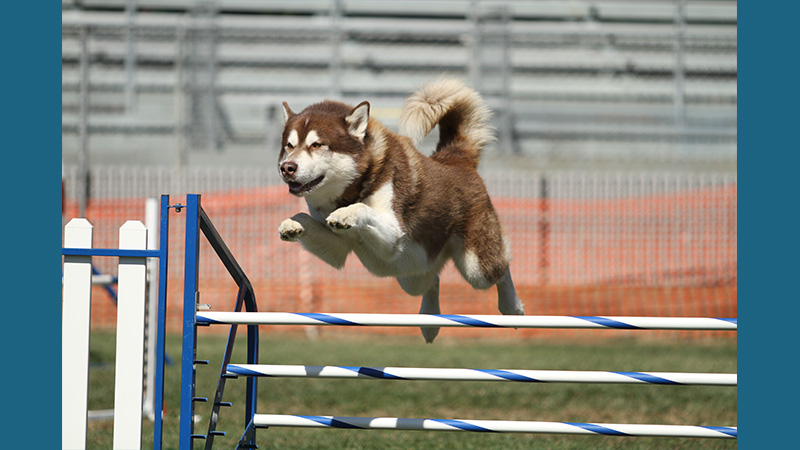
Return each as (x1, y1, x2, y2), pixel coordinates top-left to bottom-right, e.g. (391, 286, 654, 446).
(398, 77, 494, 168)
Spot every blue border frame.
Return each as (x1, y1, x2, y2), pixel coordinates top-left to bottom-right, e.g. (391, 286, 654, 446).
(738, 3, 797, 449)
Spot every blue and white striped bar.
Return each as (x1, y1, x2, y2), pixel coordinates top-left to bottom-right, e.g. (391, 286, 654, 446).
(252, 414, 737, 439)
(197, 312, 737, 331)
(227, 364, 736, 386)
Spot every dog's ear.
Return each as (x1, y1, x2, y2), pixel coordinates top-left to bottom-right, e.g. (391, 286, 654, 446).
(345, 101, 370, 142)
(282, 101, 296, 123)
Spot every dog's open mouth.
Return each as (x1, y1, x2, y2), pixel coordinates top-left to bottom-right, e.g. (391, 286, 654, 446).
(288, 175, 324, 196)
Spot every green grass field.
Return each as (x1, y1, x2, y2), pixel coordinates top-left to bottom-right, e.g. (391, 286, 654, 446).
(86, 330, 736, 450)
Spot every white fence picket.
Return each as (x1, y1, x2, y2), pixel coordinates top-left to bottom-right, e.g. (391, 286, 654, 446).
(112, 221, 148, 450)
(62, 218, 93, 450)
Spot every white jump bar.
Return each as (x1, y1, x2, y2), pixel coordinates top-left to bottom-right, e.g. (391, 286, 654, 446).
(197, 312, 737, 331)
(227, 364, 736, 386)
(252, 414, 737, 439)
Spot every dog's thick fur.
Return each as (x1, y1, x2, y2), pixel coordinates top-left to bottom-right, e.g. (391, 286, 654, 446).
(277, 78, 524, 342)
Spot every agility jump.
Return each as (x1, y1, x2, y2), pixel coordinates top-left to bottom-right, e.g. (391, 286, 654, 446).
(62, 194, 736, 450)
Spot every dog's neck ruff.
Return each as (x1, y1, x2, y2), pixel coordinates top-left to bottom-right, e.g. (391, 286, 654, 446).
(303, 170, 369, 216)
(335, 162, 378, 208)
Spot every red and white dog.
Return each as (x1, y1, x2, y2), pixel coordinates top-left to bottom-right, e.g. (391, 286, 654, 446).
(277, 78, 524, 342)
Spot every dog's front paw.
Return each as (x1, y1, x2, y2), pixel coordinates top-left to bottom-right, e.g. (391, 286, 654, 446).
(326, 204, 367, 232)
(279, 218, 305, 241)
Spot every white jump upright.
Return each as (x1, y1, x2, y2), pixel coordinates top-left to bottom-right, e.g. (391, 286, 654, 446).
(62, 219, 149, 450)
(143, 197, 161, 421)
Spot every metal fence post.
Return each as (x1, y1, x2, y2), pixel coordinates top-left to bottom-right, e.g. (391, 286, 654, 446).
(179, 194, 202, 449)
(77, 25, 89, 218)
(674, 0, 687, 126)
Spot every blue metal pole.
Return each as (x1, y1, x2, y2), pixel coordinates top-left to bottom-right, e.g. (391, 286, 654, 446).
(179, 194, 201, 450)
(62, 248, 162, 258)
(153, 195, 170, 450)
(245, 289, 258, 439)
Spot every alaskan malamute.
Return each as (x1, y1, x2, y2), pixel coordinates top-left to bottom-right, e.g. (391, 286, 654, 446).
(278, 78, 524, 342)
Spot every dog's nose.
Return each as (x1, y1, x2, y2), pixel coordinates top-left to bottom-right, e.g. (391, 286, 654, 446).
(280, 161, 298, 179)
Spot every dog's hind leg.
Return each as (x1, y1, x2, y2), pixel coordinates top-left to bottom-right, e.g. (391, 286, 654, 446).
(454, 248, 525, 316)
(418, 276, 441, 343)
(496, 267, 525, 315)
(398, 273, 441, 343)
(452, 207, 524, 316)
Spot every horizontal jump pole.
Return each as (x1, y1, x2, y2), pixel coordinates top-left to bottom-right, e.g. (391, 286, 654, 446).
(227, 364, 736, 386)
(251, 414, 737, 439)
(62, 247, 164, 258)
(197, 312, 737, 331)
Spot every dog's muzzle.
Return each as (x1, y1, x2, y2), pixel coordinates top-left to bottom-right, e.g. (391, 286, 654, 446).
(287, 175, 324, 196)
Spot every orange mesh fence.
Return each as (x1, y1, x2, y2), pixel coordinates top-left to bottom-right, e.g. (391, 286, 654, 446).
(64, 181, 736, 341)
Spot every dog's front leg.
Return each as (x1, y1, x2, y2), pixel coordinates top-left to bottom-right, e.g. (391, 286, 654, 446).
(279, 213, 350, 269)
(325, 203, 404, 261)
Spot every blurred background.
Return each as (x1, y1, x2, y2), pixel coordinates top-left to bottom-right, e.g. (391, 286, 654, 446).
(62, 0, 736, 339)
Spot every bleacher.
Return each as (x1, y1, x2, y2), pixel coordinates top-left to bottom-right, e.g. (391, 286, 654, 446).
(61, 0, 737, 170)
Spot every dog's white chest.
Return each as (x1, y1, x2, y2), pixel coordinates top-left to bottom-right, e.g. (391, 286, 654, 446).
(306, 183, 431, 277)
(350, 235, 430, 277)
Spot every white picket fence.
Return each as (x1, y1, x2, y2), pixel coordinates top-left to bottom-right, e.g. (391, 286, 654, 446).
(62, 199, 161, 450)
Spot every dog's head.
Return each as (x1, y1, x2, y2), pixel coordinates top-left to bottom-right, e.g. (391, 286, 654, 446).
(278, 100, 370, 200)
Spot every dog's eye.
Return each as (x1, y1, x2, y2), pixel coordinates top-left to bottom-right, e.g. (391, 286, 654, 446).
(285, 143, 294, 150)
(310, 142, 323, 149)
